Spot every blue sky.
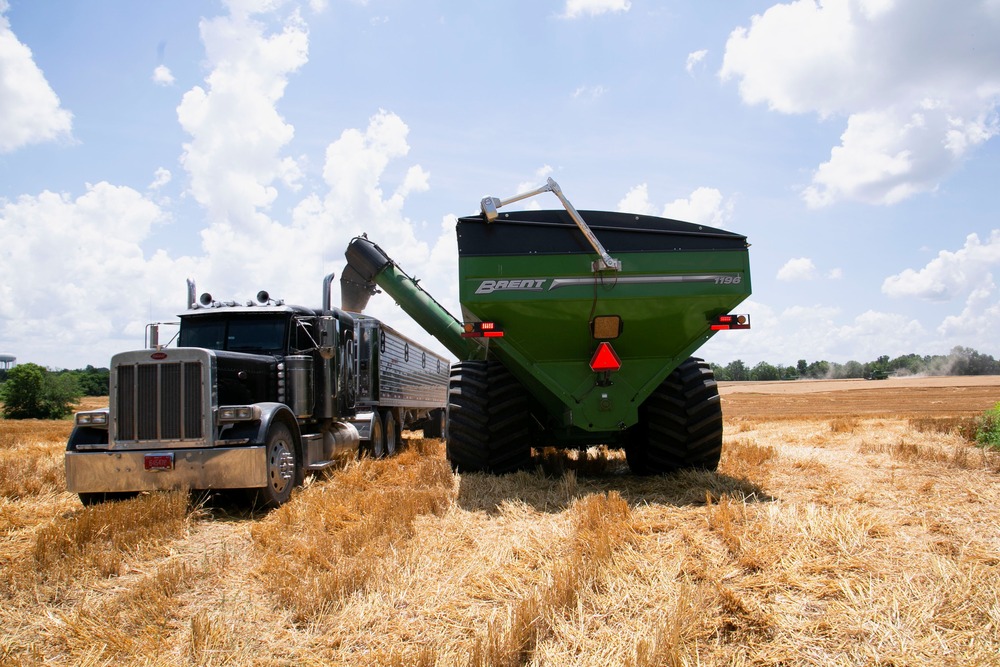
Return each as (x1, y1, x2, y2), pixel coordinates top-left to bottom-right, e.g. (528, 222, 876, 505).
(1, 0, 999, 370)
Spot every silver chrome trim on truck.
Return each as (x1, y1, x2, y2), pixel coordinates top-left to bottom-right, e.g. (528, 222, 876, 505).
(65, 446, 267, 493)
(110, 347, 215, 449)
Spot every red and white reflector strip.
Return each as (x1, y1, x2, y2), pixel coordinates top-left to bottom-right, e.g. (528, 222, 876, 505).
(589, 341, 622, 373)
(461, 321, 504, 338)
(710, 313, 751, 331)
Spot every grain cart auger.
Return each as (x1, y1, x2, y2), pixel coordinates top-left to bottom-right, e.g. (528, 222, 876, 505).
(344, 177, 752, 475)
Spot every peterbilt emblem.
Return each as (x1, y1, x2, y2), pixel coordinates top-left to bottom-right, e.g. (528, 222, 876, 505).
(475, 279, 547, 295)
(150, 352, 168, 360)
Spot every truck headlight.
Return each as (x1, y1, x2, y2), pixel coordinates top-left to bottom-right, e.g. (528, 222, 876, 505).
(75, 411, 109, 427)
(217, 406, 259, 423)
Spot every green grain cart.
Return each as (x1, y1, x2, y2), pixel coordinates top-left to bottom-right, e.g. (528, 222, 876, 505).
(342, 178, 752, 475)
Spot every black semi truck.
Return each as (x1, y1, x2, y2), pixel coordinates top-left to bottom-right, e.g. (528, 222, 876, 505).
(65, 274, 450, 508)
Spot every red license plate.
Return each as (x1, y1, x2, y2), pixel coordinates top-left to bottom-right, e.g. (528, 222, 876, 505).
(144, 453, 174, 471)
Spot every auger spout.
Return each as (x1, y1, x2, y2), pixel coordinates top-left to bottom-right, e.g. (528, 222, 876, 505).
(343, 236, 475, 360)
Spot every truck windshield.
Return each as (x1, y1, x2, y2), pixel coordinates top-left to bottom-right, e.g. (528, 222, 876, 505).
(179, 316, 288, 354)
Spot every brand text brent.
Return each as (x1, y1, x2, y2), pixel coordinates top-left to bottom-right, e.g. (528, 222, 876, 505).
(475, 279, 547, 294)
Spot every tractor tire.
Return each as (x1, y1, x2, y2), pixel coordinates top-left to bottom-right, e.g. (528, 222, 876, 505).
(625, 357, 723, 475)
(446, 360, 533, 474)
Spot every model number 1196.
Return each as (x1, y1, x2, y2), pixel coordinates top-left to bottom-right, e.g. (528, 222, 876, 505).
(714, 275, 743, 285)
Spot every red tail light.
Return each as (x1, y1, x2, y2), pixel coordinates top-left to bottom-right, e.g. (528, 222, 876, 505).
(710, 313, 751, 331)
(589, 342, 621, 373)
(461, 321, 504, 338)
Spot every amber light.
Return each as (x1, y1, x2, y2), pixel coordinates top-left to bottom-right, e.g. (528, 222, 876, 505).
(591, 315, 622, 340)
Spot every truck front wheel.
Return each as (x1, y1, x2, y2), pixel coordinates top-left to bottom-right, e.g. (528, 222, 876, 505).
(446, 360, 533, 474)
(255, 422, 298, 508)
(625, 357, 723, 475)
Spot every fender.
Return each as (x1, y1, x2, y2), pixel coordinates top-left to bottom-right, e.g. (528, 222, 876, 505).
(67, 425, 110, 450)
(67, 408, 110, 450)
(223, 402, 302, 446)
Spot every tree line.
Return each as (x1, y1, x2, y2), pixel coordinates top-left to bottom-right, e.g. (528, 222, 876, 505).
(2, 347, 999, 419)
(0, 364, 109, 419)
(711, 346, 1000, 382)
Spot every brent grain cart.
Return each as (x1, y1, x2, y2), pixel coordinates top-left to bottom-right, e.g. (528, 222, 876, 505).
(342, 178, 752, 475)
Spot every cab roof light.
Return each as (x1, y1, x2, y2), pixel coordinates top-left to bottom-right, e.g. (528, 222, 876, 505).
(461, 321, 505, 338)
(710, 313, 751, 331)
(589, 341, 622, 373)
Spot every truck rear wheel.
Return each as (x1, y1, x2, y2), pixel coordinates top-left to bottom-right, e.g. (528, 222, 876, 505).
(382, 409, 400, 457)
(368, 412, 386, 458)
(254, 422, 298, 508)
(446, 360, 533, 474)
(625, 357, 723, 475)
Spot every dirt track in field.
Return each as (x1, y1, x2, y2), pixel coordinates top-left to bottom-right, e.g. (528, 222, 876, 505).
(720, 375, 1000, 418)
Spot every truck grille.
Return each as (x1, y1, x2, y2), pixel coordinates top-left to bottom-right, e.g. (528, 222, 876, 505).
(115, 362, 204, 442)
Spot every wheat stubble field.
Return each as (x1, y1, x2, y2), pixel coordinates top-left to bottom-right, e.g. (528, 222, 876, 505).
(2, 377, 999, 666)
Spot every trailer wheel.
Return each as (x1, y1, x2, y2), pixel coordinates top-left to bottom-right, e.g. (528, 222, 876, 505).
(254, 422, 298, 508)
(625, 357, 723, 475)
(383, 409, 400, 457)
(368, 411, 386, 458)
(446, 360, 533, 474)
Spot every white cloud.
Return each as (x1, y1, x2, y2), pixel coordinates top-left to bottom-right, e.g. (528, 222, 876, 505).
(827, 267, 843, 280)
(512, 165, 556, 209)
(149, 167, 172, 190)
(0, 183, 197, 366)
(832, 309, 927, 359)
(0, 5, 73, 152)
(937, 279, 1000, 349)
(152, 64, 175, 86)
(617, 185, 733, 227)
(662, 187, 732, 227)
(617, 183, 656, 216)
(882, 230, 1000, 301)
(685, 49, 707, 75)
(563, 0, 630, 19)
(720, 0, 1000, 207)
(701, 300, 928, 365)
(177, 4, 308, 224)
(0, 2, 458, 368)
(776, 257, 817, 282)
(572, 84, 608, 100)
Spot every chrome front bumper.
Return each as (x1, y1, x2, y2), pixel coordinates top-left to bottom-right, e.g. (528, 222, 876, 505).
(65, 446, 267, 493)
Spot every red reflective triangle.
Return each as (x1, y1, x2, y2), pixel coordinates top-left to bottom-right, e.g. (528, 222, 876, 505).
(589, 342, 621, 372)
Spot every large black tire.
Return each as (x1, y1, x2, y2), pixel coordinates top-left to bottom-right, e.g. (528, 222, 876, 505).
(446, 360, 534, 474)
(625, 357, 723, 475)
(253, 422, 299, 508)
(367, 411, 386, 458)
(420, 408, 447, 439)
(383, 409, 400, 457)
